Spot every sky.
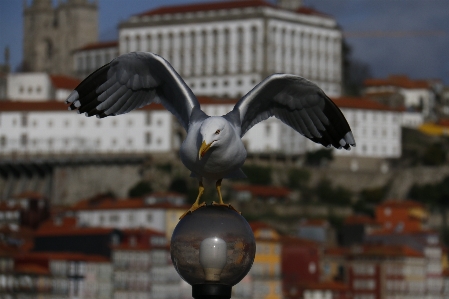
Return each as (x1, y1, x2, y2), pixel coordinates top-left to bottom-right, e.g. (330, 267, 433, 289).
(0, 0, 448, 83)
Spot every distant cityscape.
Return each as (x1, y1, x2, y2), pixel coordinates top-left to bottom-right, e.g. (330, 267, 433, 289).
(0, 0, 449, 299)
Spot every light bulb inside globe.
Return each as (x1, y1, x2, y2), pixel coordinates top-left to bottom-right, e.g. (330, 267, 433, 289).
(199, 237, 227, 282)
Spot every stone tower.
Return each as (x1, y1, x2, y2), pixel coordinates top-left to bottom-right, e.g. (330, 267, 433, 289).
(277, 0, 302, 10)
(23, 0, 98, 76)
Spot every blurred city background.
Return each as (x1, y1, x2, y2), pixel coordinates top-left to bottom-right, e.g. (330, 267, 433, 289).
(0, 0, 449, 298)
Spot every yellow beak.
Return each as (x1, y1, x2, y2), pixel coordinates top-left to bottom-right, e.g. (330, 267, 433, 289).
(199, 141, 213, 160)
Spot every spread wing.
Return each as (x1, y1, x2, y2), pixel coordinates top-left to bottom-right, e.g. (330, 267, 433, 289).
(226, 74, 355, 149)
(66, 52, 201, 131)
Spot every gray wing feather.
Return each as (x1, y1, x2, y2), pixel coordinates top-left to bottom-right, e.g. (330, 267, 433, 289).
(226, 74, 356, 150)
(66, 52, 201, 131)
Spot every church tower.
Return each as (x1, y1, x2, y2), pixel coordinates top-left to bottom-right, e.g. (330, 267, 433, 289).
(23, 0, 98, 76)
(277, 0, 302, 10)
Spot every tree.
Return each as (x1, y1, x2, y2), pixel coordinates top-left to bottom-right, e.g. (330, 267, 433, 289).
(287, 168, 311, 189)
(241, 165, 272, 185)
(422, 143, 446, 166)
(128, 181, 153, 198)
(305, 149, 333, 166)
(315, 178, 352, 206)
(342, 39, 372, 96)
(169, 178, 188, 194)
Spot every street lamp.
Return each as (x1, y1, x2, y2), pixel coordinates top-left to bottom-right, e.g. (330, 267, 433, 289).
(171, 205, 256, 299)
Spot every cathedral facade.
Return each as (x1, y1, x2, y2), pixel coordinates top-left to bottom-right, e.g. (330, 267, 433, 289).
(22, 0, 98, 76)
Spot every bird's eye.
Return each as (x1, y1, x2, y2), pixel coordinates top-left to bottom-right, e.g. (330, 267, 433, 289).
(215, 130, 221, 135)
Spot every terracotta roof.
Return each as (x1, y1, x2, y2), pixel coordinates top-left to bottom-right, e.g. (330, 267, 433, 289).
(36, 217, 116, 236)
(49, 75, 81, 90)
(333, 97, 404, 111)
(13, 191, 46, 200)
(299, 218, 328, 226)
(354, 244, 423, 258)
(75, 41, 118, 52)
(300, 280, 349, 291)
(344, 215, 380, 225)
(138, 0, 274, 16)
(437, 119, 449, 127)
(281, 235, 318, 247)
(15, 251, 110, 262)
(71, 196, 189, 211)
(324, 247, 350, 257)
(233, 184, 291, 197)
(0, 97, 236, 112)
(15, 263, 50, 275)
(364, 75, 431, 89)
(138, 0, 330, 19)
(249, 221, 273, 232)
(377, 200, 424, 209)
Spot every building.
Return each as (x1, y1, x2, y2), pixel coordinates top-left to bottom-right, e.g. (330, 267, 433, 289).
(249, 221, 283, 299)
(364, 75, 437, 121)
(348, 244, 427, 299)
(23, 0, 98, 76)
(374, 200, 428, 233)
(72, 193, 188, 239)
(0, 191, 50, 229)
(73, 41, 119, 79)
(88, 0, 343, 99)
(7, 72, 80, 101)
(112, 228, 181, 299)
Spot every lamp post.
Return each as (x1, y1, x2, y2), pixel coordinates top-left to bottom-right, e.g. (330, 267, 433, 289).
(170, 205, 256, 299)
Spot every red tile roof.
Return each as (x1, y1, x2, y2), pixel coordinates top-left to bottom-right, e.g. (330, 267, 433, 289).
(15, 263, 50, 275)
(15, 251, 110, 262)
(300, 280, 349, 291)
(0, 97, 236, 112)
(71, 196, 189, 211)
(13, 191, 46, 200)
(377, 200, 424, 209)
(299, 218, 328, 227)
(324, 247, 350, 257)
(138, 0, 330, 19)
(333, 97, 404, 111)
(36, 217, 116, 236)
(75, 41, 118, 52)
(344, 215, 380, 225)
(354, 244, 423, 258)
(364, 75, 431, 89)
(233, 184, 291, 197)
(49, 75, 81, 90)
(138, 0, 274, 16)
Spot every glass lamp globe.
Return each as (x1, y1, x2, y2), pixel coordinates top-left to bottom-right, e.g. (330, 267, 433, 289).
(170, 205, 256, 299)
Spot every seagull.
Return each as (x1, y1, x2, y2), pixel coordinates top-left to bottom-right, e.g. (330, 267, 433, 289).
(66, 52, 355, 218)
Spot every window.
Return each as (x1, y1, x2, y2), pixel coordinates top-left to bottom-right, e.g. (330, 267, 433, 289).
(146, 112, 151, 125)
(0, 136, 6, 147)
(21, 134, 28, 146)
(146, 213, 153, 222)
(21, 114, 28, 127)
(145, 132, 152, 145)
(109, 214, 119, 222)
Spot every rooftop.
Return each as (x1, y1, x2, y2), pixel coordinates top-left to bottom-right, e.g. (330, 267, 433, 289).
(75, 40, 118, 52)
(233, 184, 291, 197)
(49, 74, 81, 90)
(364, 75, 431, 89)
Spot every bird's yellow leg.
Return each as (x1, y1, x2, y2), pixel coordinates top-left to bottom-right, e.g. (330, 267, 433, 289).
(179, 181, 206, 219)
(212, 179, 241, 214)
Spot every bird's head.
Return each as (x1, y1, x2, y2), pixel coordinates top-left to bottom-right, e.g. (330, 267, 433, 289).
(199, 116, 229, 160)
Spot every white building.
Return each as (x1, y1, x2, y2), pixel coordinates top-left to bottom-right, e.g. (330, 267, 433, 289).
(6, 72, 80, 102)
(332, 98, 403, 159)
(364, 75, 436, 121)
(73, 0, 343, 99)
(0, 96, 405, 160)
(73, 41, 119, 79)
